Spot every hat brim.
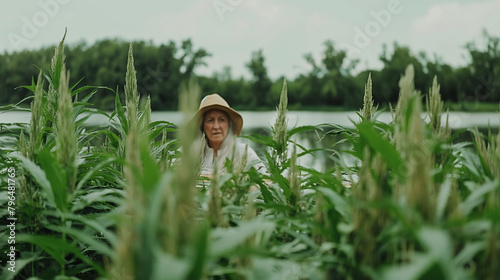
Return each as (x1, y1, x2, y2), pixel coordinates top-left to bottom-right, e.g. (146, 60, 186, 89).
(195, 105, 243, 136)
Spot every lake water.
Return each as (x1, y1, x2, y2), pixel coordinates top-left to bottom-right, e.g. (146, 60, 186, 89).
(2, 110, 499, 130)
(2, 110, 499, 170)
(1, 110, 498, 130)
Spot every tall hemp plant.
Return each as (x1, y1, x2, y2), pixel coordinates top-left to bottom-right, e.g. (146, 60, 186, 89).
(272, 79, 289, 168)
(110, 45, 209, 279)
(111, 43, 145, 279)
(1, 32, 120, 280)
(4, 31, 500, 279)
(394, 65, 436, 222)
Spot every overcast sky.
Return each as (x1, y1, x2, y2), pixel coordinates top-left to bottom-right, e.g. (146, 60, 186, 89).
(1, 0, 499, 80)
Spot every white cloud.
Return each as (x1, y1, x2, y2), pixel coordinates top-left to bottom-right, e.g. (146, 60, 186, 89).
(306, 12, 336, 33)
(1, 1, 498, 78)
(412, 1, 500, 38)
(157, 2, 213, 38)
(244, 1, 298, 28)
(408, 1, 500, 67)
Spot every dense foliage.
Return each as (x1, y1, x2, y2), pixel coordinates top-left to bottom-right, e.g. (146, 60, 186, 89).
(0, 30, 499, 111)
(0, 35, 499, 279)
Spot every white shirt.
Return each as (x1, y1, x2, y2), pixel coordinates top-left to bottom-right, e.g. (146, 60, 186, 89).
(200, 142, 267, 176)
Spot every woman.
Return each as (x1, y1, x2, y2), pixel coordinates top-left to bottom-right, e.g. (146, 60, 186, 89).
(195, 93, 267, 177)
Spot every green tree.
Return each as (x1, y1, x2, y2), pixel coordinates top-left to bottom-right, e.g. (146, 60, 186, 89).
(246, 49, 272, 108)
(321, 41, 360, 107)
(0, 48, 51, 106)
(290, 53, 322, 107)
(296, 41, 361, 108)
(420, 53, 459, 103)
(199, 66, 250, 110)
(0, 38, 210, 111)
(462, 30, 500, 103)
(375, 43, 425, 105)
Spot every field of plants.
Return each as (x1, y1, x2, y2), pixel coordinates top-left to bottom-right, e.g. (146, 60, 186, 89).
(1, 36, 499, 280)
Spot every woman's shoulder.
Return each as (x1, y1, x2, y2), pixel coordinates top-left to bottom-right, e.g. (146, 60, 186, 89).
(235, 141, 248, 148)
(234, 142, 262, 163)
(236, 142, 267, 174)
(235, 141, 257, 153)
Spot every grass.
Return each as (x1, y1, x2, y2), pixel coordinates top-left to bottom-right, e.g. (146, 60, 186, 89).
(0, 35, 499, 280)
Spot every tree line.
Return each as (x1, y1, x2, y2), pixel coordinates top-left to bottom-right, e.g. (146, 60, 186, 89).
(1, 30, 499, 111)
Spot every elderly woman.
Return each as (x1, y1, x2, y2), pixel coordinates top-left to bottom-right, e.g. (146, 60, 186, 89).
(196, 93, 267, 177)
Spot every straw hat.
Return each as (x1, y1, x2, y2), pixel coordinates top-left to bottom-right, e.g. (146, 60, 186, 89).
(196, 94, 243, 136)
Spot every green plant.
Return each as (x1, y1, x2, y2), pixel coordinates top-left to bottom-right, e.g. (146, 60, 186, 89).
(1, 33, 499, 280)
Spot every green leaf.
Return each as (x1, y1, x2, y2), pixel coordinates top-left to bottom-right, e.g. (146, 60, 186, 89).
(73, 85, 111, 98)
(316, 187, 350, 218)
(16, 234, 105, 275)
(247, 168, 275, 204)
(139, 141, 161, 194)
(114, 88, 128, 135)
(418, 227, 452, 260)
(241, 134, 279, 149)
(458, 149, 484, 181)
(50, 29, 67, 89)
(10, 153, 57, 208)
(186, 222, 209, 280)
(381, 253, 435, 280)
(248, 258, 307, 280)
(148, 122, 177, 140)
(287, 125, 317, 137)
(71, 188, 124, 213)
(37, 148, 68, 212)
(210, 219, 275, 257)
(152, 253, 190, 280)
(60, 211, 119, 247)
(436, 178, 452, 221)
(461, 180, 499, 216)
(356, 121, 405, 176)
(0, 252, 39, 280)
(54, 276, 81, 280)
(46, 225, 115, 258)
(454, 241, 485, 267)
(74, 157, 117, 194)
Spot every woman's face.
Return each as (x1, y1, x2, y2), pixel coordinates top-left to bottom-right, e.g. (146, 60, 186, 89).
(203, 109, 230, 148)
